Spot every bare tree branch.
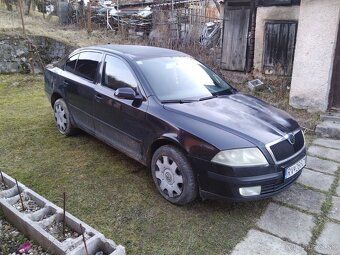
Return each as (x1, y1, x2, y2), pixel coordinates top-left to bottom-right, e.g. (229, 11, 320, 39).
(211, 0, 221, 13)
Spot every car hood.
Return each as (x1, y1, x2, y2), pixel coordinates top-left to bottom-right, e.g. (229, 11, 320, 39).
(163, 93, 300, 145)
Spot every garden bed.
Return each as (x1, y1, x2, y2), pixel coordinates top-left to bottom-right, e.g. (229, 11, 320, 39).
(0, 171, 125, 255)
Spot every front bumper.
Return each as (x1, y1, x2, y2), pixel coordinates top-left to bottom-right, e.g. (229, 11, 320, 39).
(189, 149, 306, 202)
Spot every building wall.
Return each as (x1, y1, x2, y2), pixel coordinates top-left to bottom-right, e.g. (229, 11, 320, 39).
(253, 6, 300, 74)
(290, 0, 340, 112)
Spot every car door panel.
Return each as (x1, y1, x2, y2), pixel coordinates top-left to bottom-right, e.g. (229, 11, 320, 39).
(93, 86, 147, 161)
(93, 55, 148, 161)
(61, 51, 102, 133)
(63, 72, 95, 132)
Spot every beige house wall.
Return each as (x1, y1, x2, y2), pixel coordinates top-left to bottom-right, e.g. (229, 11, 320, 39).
(253, 6, 300, 74)
(289, 0, 340, 112)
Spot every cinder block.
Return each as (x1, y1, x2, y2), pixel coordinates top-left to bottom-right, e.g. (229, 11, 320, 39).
(0, 172, 125, 255)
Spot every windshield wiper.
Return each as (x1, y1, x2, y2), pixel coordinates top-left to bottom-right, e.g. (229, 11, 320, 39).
(198, 95, 217, 101)
(161, 99, 198, 104)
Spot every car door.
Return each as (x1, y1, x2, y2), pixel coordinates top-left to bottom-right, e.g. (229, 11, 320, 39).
(62, 51, 102, 133)
(93, 54, 148, 161)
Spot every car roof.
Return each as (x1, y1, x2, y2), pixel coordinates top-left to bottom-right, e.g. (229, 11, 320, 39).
(78, 45, 189, 60)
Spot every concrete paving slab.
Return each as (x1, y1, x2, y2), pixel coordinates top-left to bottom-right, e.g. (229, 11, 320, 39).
(329, 196, 340, 222)
(297, 169, 334, 192)
(306, 156, 339, 175)
(321, 112, 340, 122)
(256, 203, 314, 246)
(308, 146, 340, 163)
(231, 230, 307, 255)
(313, 138, 340, 150)
(315, 222, 340, 254)
(274, 184, 325, 214)
(315, 121, 340, 140)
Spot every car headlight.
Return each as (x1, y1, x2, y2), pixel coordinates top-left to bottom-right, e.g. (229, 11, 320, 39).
(211, 148, 268, 167)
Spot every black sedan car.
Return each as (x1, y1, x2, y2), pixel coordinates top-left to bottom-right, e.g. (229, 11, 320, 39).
(44, 45, 306, 205)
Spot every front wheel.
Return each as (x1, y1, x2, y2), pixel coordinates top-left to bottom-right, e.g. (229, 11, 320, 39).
(151, 145, 198, 205)
(53, 98, 77, 136)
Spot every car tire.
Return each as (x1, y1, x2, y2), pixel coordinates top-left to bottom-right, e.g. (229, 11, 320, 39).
(53, 98, 77, 136)
(151, 145, 198, 205)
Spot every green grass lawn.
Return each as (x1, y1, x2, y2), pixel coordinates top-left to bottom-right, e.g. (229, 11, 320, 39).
(0, 74, 269, 254)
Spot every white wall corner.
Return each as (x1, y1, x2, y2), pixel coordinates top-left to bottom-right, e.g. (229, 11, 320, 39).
(289, 0, 340, 112)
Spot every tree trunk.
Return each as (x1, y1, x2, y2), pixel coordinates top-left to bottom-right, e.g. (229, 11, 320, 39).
(5, 0, 13, 11)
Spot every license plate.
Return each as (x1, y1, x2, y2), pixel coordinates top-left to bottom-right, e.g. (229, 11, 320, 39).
(285, 156, 306, 179)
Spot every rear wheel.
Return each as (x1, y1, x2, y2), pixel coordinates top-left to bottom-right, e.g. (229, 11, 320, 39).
(151, 145, 198, 205)
(53, 98, 77, 136)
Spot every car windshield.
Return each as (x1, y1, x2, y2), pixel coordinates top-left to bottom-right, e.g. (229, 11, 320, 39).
(136, 57, 233, 102)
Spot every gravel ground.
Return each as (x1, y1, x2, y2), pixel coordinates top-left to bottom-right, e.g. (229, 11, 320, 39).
(44, 220, 80, 242)
(0, 182, 7, 190)
(0, 216, 51, 255)
(12, 193, 41, 214)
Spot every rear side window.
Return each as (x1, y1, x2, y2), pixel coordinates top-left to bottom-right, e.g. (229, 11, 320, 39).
(65, 54, 79, 73)
(102, 55, 138, 90)
(74, 52, 102, 82)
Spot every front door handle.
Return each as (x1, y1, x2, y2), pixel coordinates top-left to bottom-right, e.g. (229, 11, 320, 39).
(95, 94, 103, 101)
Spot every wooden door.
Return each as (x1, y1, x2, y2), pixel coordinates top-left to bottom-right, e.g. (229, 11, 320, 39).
(221, 8, 250, 71)
(329, 22, 340, 108)
(263, 21, 297, 76)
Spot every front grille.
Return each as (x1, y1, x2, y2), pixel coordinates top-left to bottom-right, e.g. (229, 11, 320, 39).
(261, 170, 301, 195)
(270, 130, 304, 162)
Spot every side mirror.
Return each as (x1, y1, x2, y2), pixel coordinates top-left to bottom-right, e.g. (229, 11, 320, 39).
(114, 87, 142, 100)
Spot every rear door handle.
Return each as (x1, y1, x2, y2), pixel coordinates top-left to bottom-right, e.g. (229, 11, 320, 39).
(63, 80, 69, 87)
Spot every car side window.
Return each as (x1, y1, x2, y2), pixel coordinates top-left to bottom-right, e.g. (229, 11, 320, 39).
(102, 55, 138, 90)
(64, 54, 79, 73)
(74, 52, 102, 82)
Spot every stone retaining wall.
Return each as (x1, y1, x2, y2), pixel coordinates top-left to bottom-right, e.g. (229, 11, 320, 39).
(0, 34, 74, 74)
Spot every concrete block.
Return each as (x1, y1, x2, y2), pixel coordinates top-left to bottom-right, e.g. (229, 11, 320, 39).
(0, 186, 19, 198)
(257, 203, 314, 246)
(0, 172, 125, 255)
(315, 222, 340, 254)
(274, 184, 325, 214)
(313, 138, 340, 150)
(308, 146, 340, 163)
(247, 79, 264, 91)
(69, 236, 126, 255)
(231, 229, 306, 255)
(27, 206, 56, 222)
(329, 196, 340, 222)
(315, 121, 340, 139)
(306, 156, 338, 175)
(297, 169, 334, 192)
